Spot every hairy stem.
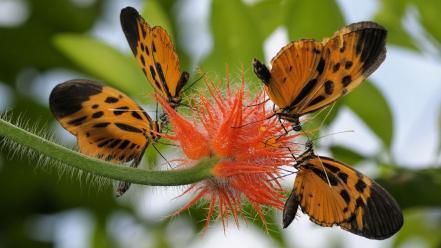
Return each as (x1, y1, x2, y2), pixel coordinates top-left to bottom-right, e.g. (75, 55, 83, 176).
(0, 118, 216, 186)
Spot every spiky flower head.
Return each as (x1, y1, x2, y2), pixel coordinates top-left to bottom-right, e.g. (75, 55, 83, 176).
(159, 77, 299, 230)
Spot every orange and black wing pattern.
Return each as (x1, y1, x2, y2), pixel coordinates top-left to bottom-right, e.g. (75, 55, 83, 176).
(49, 79, 158, 165)
(283, 155, 403, 239)
(120, 7, 189, 107)
(254, 21, 387, 119)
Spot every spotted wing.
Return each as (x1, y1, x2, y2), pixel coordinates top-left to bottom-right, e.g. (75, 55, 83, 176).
(257, 39, 325, 109)
(120, 7, 189, 104)
(295, 22, 387, 115)
(49, 79, 158, 164)
(258, 21, 386, 116)
(287, 156, 402, 239)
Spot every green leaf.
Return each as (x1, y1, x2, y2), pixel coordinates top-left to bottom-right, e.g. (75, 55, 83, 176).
(374, 0, 418, 50)
(345, 81, 394, 148)
(142, 0, 174, 40)
(248, 0, 284, 39)
(414, 0, 441, 48)
(202, 0, 264, 84)
(285, 0, 345, 41)
(330, 145, 366, 165)
(53, 34, 150, 99)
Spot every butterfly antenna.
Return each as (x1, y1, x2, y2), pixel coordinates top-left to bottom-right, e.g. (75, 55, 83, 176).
(152, 144, 173, 169)
(246, 98, 270, 107)
(317, 155, 332, 188)
(318, 102, 336, 131)
(181, 72, 206, 94)
(310, 130, 355, 143)
(268, 170, 297, 182)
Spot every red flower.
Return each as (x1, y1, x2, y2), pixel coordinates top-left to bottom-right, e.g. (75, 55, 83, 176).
(159, 77, 300, 230)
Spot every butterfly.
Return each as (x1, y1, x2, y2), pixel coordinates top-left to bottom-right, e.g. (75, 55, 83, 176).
(282, 144, 403, 239)
(49, 79, 160, 196)
(253, 21, 387, 131)
(120, 6, 189, 111)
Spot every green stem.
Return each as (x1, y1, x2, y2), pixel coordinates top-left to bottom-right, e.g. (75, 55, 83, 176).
(0, 118, 216, 186)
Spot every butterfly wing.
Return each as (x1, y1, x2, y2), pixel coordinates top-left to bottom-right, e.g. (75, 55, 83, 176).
(296, 22, 387, 115)
(256, 21, 386, 117)
(257, 39, 325, 110)
(49, 79, 158, 164)
(120, 7, 189, 105)
(287, 156, 402, 239)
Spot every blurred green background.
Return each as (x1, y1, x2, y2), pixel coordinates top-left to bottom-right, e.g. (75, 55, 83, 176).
(1, 0, 441, 247)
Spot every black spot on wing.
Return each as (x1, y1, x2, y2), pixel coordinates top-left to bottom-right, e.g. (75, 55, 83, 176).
(289, 79, 318, 108)
(340, 189, 351, 204)
(345, 61, 353, 69)
(119, 140, 130, 149)
(140, 54, 146, 66)
(93, 122, 110, 128)
(115, 123, 143, 133)
(308, 95, 325, 107)
(324, 162, 340, 173)
(67, 116, 87, 126)
(152, 41, 157, 53)
(308, 164, 338, 186)
(131, 111, 143, 120)
(109, 139, 122, 148)
(120, 7, 142, 55)
(316, 57, 325, 74)
(105, 96, 119, 103)
(92, 104, 99, 109)
(355, 179, 367, 193)
(92, 111, 104, 118)
(324, 80, 334, 95)
(341, 75, 352, 86)
(338, 172, 349, 184)
(149, 65, 162, 89)
(175, 72, 190, 97)
(50, 80, 102, 118)
(113, 106, 129, 115)
(155, 62, 172, 98)
(97, 138, 113, 148)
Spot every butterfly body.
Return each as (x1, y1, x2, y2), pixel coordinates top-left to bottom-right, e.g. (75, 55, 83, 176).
(283, 147, 403, 239)
(120, 7, 189, 109)
(50, 79, 160, 196)
(254, 22, 387, 132)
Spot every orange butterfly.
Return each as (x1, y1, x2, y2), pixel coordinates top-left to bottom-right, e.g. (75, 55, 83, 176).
(120, 7, 189, 110)
(49, 80, 160, 196)
(283, 144, 403, 239)
(253, 21, 387, 131)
